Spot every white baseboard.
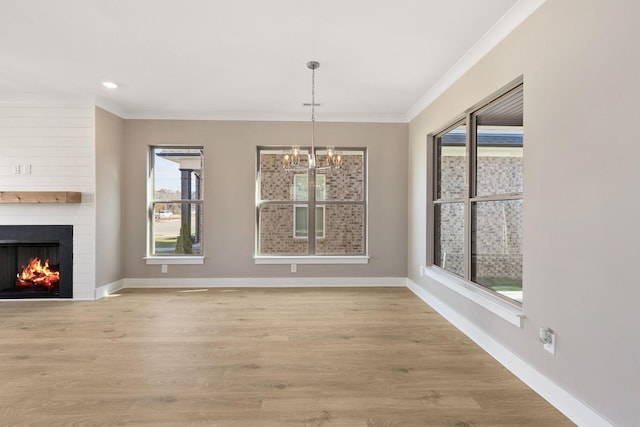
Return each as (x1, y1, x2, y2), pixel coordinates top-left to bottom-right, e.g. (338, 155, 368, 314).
(95, 279, 125, 299)
(73, 289, 99, 300)
(124, 276, 407, 288)
(406, 280, 613, 427)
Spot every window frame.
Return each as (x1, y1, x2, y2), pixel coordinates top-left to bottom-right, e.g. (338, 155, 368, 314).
(255, 146, 368, 262)
(145, 145, 204, 264)
(427, 79, 524, 307)
(433, 120, 467, 278)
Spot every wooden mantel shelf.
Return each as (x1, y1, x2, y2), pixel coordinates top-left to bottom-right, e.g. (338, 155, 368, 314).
(0, 191, 82, 204)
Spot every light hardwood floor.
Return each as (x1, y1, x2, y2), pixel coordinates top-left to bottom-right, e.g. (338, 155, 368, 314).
(0, 287, 573, 426)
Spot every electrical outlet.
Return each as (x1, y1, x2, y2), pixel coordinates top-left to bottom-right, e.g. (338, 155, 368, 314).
(539, 327, 556, 355)
(161, 264, 168, 273)
(291, 264, 297, 273)
(23, 164, 32, 175)
(13, 165, 21, 175)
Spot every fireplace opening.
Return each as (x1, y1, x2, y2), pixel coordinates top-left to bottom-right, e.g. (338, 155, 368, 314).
(17, 256, 60, 289)
(0, 225, 72, 299)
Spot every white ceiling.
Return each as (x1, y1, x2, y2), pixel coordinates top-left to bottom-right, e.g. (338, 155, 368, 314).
(0, 0, 542, 122)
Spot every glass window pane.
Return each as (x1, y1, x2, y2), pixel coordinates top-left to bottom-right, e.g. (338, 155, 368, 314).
(315, 174, 326, 201)
(294, 206, 325, 238)
(315, 206, 324, 237)
(293, 174, 308, 201)
(258, 204, 308, 255)
(152, 202, 203, 256)
(472, 199, 523, 301)
(153, 148, 203, 199)
(259, 149, 309, 201)
(295, 206, 308, 237)
(434, 202, 464, 277)
(315, 204, 365, 255)
(319, 149, 365, 202)
(437, 125, 466, 199)
(475, 88, 523, 197)
(292, 174, 326, 202)
(476, 127, 523, 196)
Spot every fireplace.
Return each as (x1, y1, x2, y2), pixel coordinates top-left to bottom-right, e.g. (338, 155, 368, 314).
(0, 225, 73, 298)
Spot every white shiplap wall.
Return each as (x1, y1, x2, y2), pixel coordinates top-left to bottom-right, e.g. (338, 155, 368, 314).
(0, 97, 96, 299)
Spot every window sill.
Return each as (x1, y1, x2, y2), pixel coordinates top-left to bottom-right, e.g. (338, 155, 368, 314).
(423, 266, 524, 327)
(144, 256, 205, 265)
(254, 256, 369, 265)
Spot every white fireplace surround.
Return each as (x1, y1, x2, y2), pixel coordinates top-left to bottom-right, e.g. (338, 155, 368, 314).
(0, 97, 96, 300)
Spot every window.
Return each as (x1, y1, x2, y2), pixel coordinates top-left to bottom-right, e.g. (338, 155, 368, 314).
(431, 83, 523, 303)
(148, 147, 203, 257)
(293, 174, 325, 239)
(256, 147, 366, 256)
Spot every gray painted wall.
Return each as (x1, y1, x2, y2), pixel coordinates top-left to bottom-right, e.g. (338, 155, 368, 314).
(408, 1, 640, 425)
(95, 107, 125, 287)
(123, 120, 408, 279)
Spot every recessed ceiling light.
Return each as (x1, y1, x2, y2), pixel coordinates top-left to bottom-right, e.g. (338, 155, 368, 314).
(102, 81, 118, 89)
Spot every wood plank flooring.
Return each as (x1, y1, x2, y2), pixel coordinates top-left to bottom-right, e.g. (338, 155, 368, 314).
(0, 287, 573, 426)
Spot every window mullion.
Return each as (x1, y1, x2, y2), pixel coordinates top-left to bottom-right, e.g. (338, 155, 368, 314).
(470, 193, 523, 202)
(464, 113, 475, 281)
(427, 135, 435, 265)
(433, 198, 466, 204)
(308, 169, 316, 255)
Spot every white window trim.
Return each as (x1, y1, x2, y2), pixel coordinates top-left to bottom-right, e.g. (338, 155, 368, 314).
(144, 256, 205, 265)
(254, 256, 369, 265)
(148, 146, 204, 258)
(256, 146, 367, 258)
(423, 265, 524, 327)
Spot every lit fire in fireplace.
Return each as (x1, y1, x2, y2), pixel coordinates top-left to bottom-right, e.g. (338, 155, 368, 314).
(16, 258, 60, 288)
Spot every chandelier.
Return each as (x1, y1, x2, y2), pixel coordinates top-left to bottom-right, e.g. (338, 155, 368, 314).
(283, 61, 343, 171)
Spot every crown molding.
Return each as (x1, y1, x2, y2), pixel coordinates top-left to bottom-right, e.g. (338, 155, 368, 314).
(404, 0, 546, 122)
(95, 96, 129, 119)
(122, 110, 407, 123)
